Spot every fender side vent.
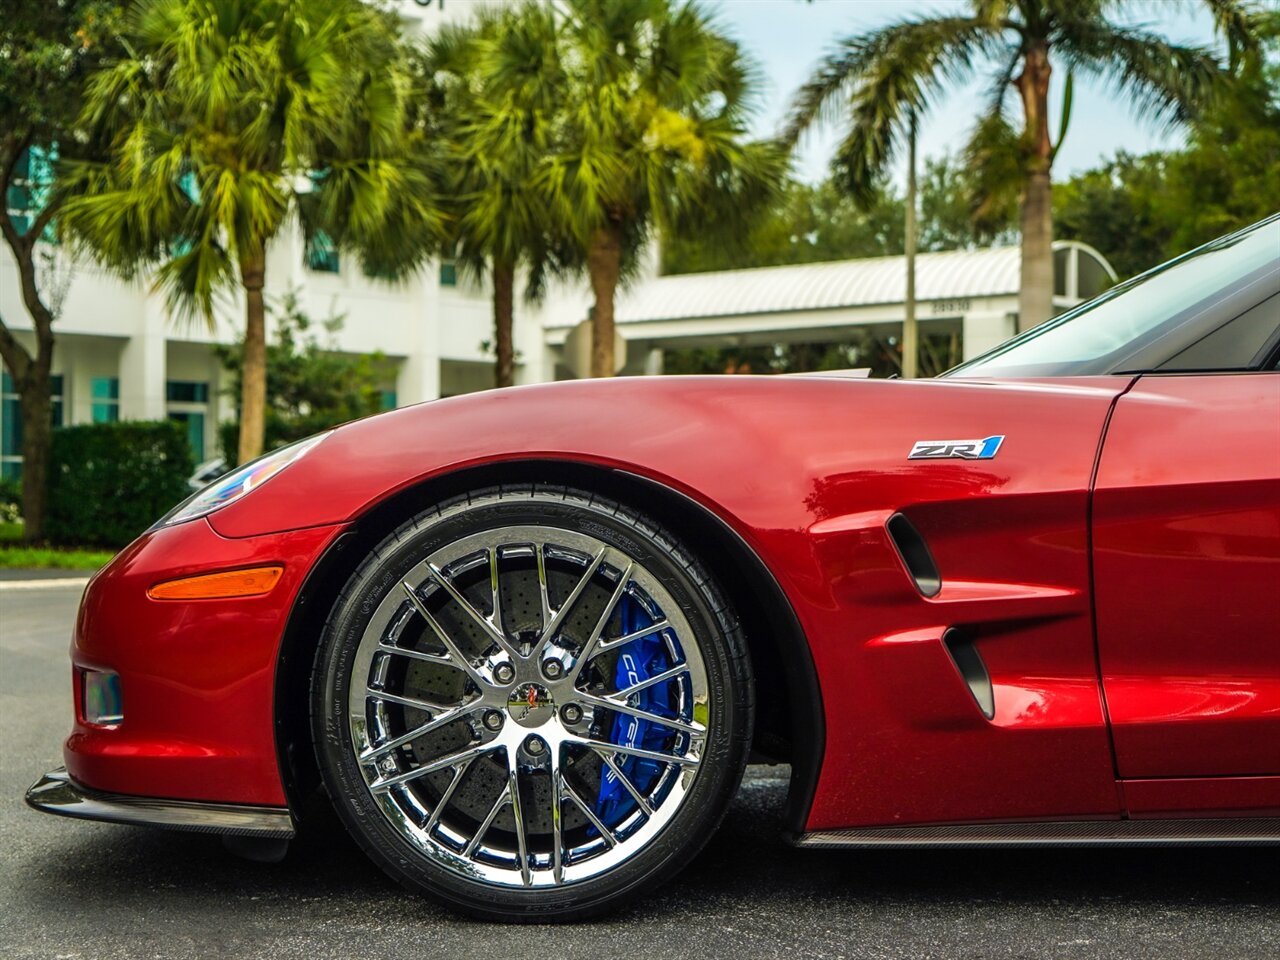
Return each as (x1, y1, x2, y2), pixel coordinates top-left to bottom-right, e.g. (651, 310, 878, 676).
(944, 630, 995, 720)
(885, 512, 941, 597)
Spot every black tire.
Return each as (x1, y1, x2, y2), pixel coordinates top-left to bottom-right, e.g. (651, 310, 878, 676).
(310, 485, 753, 921)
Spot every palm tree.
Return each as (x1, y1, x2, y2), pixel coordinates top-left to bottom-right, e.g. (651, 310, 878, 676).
(786, 0, 1261, 332)
(425, 3, 571, 389)
(544, 0, 783, 377)
(63, 0, 442, 463)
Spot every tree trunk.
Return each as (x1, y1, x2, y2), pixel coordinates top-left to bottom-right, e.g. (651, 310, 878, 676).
(492, 259, 516, 389)
(587, 223, 623, 378)
(902, 111, 919, 379)
(0, 232, 58, 542)
(1016, 44, 1056, 332)
(237, 252, 268, 464)
(17, 375, 52, 541)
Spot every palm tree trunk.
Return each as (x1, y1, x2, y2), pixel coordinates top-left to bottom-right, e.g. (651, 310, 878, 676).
(902, 110, 919, 379)
(492, 259, 516, 388)
(587, 223, 623, 378)
(237, 252, 268, 464)
(1016, 44, 1055, 333)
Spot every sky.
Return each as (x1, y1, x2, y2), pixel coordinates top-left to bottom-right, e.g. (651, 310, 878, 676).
(704, 0, 1227, 184)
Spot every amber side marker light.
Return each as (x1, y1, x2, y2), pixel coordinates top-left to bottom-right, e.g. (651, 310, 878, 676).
(147, 565, 284, 601)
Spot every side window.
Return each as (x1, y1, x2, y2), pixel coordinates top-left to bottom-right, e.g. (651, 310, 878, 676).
(1159, 293, 1280, 372)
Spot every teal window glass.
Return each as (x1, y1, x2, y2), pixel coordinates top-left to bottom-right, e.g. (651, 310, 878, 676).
(1, 372, 63, 478)
(6, 146, 58, 242)
(91, 377, 120, 423)
(166, 381, 209, 404)
(439, 260, 458, 287)
(168, 411, 206, 459)
(306, 231, 340, 273)
(379, 390, 397, 411)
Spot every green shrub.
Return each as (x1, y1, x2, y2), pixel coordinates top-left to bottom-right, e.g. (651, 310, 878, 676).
(0, 476, 20, 524)
(47, 421, 194, 548)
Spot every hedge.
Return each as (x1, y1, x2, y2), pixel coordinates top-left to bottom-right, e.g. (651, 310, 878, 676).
(47, 421, 194, 548)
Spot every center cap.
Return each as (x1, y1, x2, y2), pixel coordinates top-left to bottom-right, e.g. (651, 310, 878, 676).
(508, 682, 555, 728)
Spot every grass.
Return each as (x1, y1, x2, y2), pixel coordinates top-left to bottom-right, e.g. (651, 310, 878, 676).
(0, 522, 115, 570)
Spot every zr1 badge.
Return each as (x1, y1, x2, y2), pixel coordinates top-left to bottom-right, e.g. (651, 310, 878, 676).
(908, 435, 1004, 460)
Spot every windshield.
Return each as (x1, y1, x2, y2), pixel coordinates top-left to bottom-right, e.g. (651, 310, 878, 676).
(946, 216, 1280, 378)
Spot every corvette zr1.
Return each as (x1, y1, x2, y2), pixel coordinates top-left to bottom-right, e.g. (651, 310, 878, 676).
(26, 215, 1280, 920)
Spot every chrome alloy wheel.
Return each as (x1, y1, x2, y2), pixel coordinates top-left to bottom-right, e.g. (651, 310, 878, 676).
(347, 525, 710, 888)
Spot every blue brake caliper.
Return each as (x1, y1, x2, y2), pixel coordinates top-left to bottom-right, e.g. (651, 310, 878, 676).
(594, 595, 677, 827)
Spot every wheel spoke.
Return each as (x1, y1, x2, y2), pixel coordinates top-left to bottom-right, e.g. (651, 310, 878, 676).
(376, 642, 453, 668)
(368, 741, 497, 793)
(423, 757, 474, 834)
(596, 749, 654, 816)
(613, 663, 689, 699)
(566, 561, 633, 682)
(549, 745, 564, 884)
(426, 562, 521, 662)
(568, 734, 700, 768)
(361, 702, 482, 762)
(592, 619, 670, 657)
(575, 692, 704, 736)
(506, 748, 532, 886)
(400, 581, 487, 687)
(464, 782, 510, 859)
(534, 547, 607, 657)
(534, 543, 552, 636)
(366, 687, 455, 713)
(561, 776, 618, 848)
(488, 546, 504, 641)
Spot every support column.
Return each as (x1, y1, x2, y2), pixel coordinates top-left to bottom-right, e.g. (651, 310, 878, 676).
(961, 311, 1017, 361)
(118, 297, 167, 419)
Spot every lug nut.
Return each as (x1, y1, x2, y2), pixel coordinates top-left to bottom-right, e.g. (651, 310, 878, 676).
(561, 703, 582, 725)
(542, 659, 564, 680)
(483, 710, 503, 731)
(493, 663, 515, 684)
(524, 736, 546, 756)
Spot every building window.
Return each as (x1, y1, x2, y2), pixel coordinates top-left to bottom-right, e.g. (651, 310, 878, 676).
(439, 259, 458, 287)
(166, 381, 209, 404)
(1, 371, 64, 480)
(91, 377, 120, 423)
(380, 389, 397, 411)
(305, 231, 340, 273)
(166, 380, 209, 460)
(5, 146, 58, 242)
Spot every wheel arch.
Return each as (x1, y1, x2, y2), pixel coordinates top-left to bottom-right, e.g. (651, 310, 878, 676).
(273, 458, 824, 835)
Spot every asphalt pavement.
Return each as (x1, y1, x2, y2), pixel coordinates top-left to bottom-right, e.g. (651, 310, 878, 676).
(2, 579, 1278, 959)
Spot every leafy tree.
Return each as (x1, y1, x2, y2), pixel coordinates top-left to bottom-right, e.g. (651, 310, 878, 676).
(543, 0, 784, 376)
(62, 0, 442, 465)
(662, 154, 1015, 275)
(0, 0, 121, 541)
(424, 3, 572, 388)
(1056, 21, 1280, 279)
(214, 290, 390, 461)
(785, 0, 1259, 332)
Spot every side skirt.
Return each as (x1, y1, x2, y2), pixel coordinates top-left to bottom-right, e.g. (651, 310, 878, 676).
(794, 818, 1280, 848)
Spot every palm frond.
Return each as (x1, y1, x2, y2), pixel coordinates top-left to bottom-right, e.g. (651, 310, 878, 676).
(782, 15, 1000, 151)
(1058, 19, 1227, 132)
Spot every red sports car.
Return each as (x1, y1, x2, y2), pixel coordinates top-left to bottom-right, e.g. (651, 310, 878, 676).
(28, 215, 1280, 920)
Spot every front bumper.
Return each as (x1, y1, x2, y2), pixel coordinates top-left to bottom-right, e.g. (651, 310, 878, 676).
(26, 767, 294, 839)
(63, 517, 344, 807)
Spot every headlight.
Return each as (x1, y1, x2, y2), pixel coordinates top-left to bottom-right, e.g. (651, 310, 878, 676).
(160, 432, 331, 527)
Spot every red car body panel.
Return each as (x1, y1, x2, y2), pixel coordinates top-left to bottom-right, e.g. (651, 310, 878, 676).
(64, 373, 1280, 827)
(67, 518, 341, 805)
(1094, 373, 1280, 780)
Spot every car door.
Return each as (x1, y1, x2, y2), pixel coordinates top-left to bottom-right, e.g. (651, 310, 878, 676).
(1093, 296, 1280, 782)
